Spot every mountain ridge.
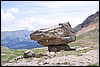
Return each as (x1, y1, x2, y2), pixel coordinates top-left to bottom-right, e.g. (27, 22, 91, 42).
(73, 11, 99, 33)
(1, 30, 42, 49)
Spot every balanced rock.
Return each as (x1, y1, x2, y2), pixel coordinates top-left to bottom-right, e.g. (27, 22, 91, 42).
(30, 22, 76, 52)
(30, 22, 76, 46)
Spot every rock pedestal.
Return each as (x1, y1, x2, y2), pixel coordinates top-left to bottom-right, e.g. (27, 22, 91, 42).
(48, 44, 76, 52)
(48, 44, 70, 52)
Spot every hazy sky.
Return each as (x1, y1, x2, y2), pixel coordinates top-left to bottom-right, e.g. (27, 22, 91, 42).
(1, 1, 99, 31)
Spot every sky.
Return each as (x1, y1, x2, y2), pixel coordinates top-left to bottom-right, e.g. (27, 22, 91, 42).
(1, 1, 99, 31)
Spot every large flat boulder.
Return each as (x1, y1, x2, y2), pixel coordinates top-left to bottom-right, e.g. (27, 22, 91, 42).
(30, 22, 76, 46)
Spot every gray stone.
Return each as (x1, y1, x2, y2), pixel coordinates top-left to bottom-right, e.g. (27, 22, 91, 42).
(14, 55, 23, 60)
(23, 50, 35, 58)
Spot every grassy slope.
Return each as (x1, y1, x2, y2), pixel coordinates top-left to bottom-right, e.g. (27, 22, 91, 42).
(1, 46, 26, 65)
(69, 27, 99, 48)
(1, 46, 48, 65)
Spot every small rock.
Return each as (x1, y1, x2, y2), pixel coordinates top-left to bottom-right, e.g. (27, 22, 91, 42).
(23, 50, 35, 58)
(43, 59, 49, 65)
(76, 47, 90, 51)
(14, 55, 23, 60)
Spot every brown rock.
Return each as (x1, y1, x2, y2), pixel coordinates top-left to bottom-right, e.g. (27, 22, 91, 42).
(30, 22, 76, 47)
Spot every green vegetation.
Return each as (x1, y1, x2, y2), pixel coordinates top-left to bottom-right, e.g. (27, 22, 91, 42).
(90, 27, 99, 32)
(37, 60, 41, 64)
(76, 35, 84, 40)
(32, 47, 48, 54)
(62, 62, 70, 65)
(37, 59, 43, 64)
(68, 42, 81, 47)
(87, 63, 99, 66)
(69, 27, 99, 48)
(12, 49, 25, 56)
(1, 46, 26, 65)
(1, 46, 48, 65)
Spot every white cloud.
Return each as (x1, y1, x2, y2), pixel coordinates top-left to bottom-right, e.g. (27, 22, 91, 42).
(1, 1, 99, 31)
(1, 8, 19, 31)
(51, 16, 80, 28)
(1, 8, 19, 23)
(8, 8, 19, 13)
(18, 15, 71, 31)
(18, 16, 52, 31)
(1, 9, 15, 25)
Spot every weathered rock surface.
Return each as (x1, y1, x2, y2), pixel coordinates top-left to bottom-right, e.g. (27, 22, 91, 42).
(23, 50, 35, 58)
(48, 44, 76, 52)
(30, 22, 76, 47)
(30, 22, 76, 52)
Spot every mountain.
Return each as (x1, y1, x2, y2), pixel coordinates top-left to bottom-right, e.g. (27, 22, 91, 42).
(1, 30, 43, 49)
(73, 11, 99, 33)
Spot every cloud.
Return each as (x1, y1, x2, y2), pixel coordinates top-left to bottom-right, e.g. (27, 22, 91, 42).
(1, 9, 15, 25)
(1, 1, 99, 31)
(1, 8, 19, 31)
(18, 16, 71, 31)
(18, 16, 52, 31)
(18, 16, 81, 30)
(7, 8, 19, 13)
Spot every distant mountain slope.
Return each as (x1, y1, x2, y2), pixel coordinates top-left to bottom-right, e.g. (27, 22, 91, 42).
(1, 30, 42, 49)
(74, 11, 99, 33)
(76, 18, 99, 36)
(1, 30, 32, 40)
(69, 26, 99, 47)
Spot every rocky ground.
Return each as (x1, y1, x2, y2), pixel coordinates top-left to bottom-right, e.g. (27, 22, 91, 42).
(3, 46, 99, 66)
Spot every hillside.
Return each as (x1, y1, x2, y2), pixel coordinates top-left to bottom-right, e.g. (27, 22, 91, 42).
(76, 19, 99, 36)
(1, 46, 27, 65)
(73, 11, 99, 33)
(69, 11, 99, 48)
